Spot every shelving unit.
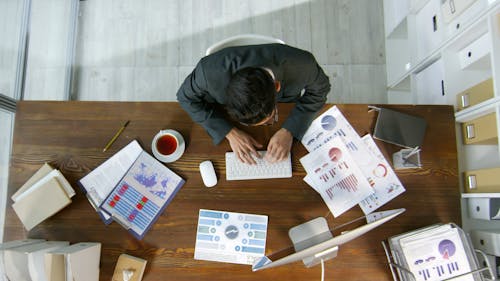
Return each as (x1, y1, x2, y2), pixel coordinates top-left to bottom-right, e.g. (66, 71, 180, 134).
(383, 0, 500, 275)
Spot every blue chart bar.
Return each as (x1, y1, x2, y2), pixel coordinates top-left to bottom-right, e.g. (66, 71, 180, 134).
(198, 225, 211, 233)
(197, 234, 214, 241)
(245, 215, 267, 223)
(113, 199, 147, 230)
(250, 224, 267, 230)
(249, 239, 265, 246)
(122, 184, 159, 216)
(199, 219, 215, 226)
(112, 198, 131, 218)
(200, 210, 223, 219)
(254, 231, 266, 239)
(242, 246, 264, 254)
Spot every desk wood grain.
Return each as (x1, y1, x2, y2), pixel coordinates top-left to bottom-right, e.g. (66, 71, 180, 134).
(5, 101, 460, 281)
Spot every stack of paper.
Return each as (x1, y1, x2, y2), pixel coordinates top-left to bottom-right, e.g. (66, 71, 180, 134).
(388, 224, 478, 281)
(111, 254, 147, 281)
(11, 163, 75, 230)
(300, 106, 405, 217)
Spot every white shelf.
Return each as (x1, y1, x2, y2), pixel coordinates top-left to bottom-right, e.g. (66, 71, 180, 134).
(455, 97, 500, 122)
(384, 0, 500, 237)
(463, 193, 500, 198)
(385, 0, 499, 94)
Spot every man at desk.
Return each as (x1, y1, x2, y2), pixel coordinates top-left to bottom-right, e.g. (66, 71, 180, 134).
(177, 43, 331, 164)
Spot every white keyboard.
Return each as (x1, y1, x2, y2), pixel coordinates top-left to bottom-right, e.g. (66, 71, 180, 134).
(225, 151, 292, 180)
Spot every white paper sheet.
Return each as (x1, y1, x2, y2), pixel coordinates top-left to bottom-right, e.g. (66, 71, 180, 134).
(79, 140, 143, 220)
(301, 105, 405, 215)
(400, 226, 473, 281)
(358, 135, 406, 214)
(300, 138, 374, 217)
(194, 209, 268, 265)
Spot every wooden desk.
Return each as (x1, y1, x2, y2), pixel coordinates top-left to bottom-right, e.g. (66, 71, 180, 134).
(5, 101, 460, 281)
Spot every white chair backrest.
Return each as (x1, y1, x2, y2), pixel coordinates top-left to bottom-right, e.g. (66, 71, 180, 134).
(205, 34, 285, 56)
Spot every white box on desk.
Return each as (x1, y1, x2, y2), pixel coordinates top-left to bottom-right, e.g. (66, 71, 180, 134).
(3, 241, 69, 281)
(471, 230, 500, 256)
(45, 242, 101, 281)
(467, 197, 500, 220)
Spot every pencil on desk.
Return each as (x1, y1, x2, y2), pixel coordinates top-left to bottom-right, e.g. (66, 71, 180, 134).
(103, 120, 130, 152)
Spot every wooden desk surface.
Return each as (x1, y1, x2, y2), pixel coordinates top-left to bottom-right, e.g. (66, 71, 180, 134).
(5, 101, 460, 281)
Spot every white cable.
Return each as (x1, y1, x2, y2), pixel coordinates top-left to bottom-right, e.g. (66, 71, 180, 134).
(320, 258, 325, 281)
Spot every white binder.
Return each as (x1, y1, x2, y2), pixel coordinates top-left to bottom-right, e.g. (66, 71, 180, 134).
(471, 230, 500, 256)
(467, 198, 500, 220)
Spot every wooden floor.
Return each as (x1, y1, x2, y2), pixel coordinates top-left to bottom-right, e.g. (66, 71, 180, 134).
(18, 0, 388, 104)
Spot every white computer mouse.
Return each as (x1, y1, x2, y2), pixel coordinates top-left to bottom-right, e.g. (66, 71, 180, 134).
(199, 160, 217, 187)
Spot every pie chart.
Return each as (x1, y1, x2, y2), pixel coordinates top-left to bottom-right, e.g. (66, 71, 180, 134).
(329, 147, 342, 162)
(225, 225, 239, 240)
(321, 115, 337, 131)
(438, 239, 456, 259)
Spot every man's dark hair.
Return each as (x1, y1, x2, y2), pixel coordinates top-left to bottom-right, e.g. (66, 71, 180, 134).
(226, 67, 276, 125)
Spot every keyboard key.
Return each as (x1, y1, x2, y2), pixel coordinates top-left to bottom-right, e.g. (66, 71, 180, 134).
(225, 151, 292, 180)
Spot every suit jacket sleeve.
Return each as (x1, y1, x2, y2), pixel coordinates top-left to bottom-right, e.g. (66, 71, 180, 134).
(281, 55, 330, 140)
(176, 62, 233, 145)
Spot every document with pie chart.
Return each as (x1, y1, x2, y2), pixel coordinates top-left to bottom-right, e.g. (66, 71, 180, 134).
(399, 225, 472, 281)
(301, 106, 406, 215)
(194, 209, 268, 265)
(300, 137, 374, 217)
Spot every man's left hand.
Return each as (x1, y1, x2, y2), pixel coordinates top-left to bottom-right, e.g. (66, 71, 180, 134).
(265, 128, 293, 163)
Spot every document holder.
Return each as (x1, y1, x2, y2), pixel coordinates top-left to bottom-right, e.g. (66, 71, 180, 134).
(381, 223, 495, 281)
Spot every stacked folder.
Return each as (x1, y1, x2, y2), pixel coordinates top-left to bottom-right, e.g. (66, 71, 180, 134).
(11, 163, 75, 231)
(464, 167, 500, 193)
(0, 239, 101, 281)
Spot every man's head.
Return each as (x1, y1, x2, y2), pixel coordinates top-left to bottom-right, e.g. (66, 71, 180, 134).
(226, 67, 278, 126)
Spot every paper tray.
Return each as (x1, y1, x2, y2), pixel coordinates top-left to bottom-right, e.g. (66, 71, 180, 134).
(381, 223, 495, 281)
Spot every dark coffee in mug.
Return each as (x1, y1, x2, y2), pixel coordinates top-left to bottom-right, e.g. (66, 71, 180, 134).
(156, 134, 177, 155)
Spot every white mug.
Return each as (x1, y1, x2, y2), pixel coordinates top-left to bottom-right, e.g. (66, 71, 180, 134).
(152, 129, 185, 163)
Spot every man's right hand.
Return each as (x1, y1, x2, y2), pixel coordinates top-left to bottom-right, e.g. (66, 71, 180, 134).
(225, 128, 263, 164)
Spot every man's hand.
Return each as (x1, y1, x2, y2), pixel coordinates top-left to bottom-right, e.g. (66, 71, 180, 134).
(225, 128, 263, 164)
(265, 128, 293, 163)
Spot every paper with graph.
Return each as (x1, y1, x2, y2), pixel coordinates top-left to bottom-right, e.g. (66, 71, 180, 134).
(301, 106, 405, 216)
(300, 137, 374, 217)
(194, 209, 268, 265)
(399, 225, 473, 281)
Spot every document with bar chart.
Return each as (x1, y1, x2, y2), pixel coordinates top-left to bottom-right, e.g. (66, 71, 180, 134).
(301, 106, 406, 215)
(194, 209, 268, 265)
(300, 137, 374, 217)
(98, 144, 185, 240)
(399, 225, 473, 281)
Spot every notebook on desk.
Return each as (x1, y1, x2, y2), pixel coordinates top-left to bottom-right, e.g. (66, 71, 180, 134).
(373, 107, 427, 148)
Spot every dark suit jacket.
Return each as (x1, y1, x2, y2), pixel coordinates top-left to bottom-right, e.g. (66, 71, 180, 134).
(176, 44, 331, 144)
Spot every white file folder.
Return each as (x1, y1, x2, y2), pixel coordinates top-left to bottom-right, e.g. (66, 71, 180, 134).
(467, 198, 500, 220)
